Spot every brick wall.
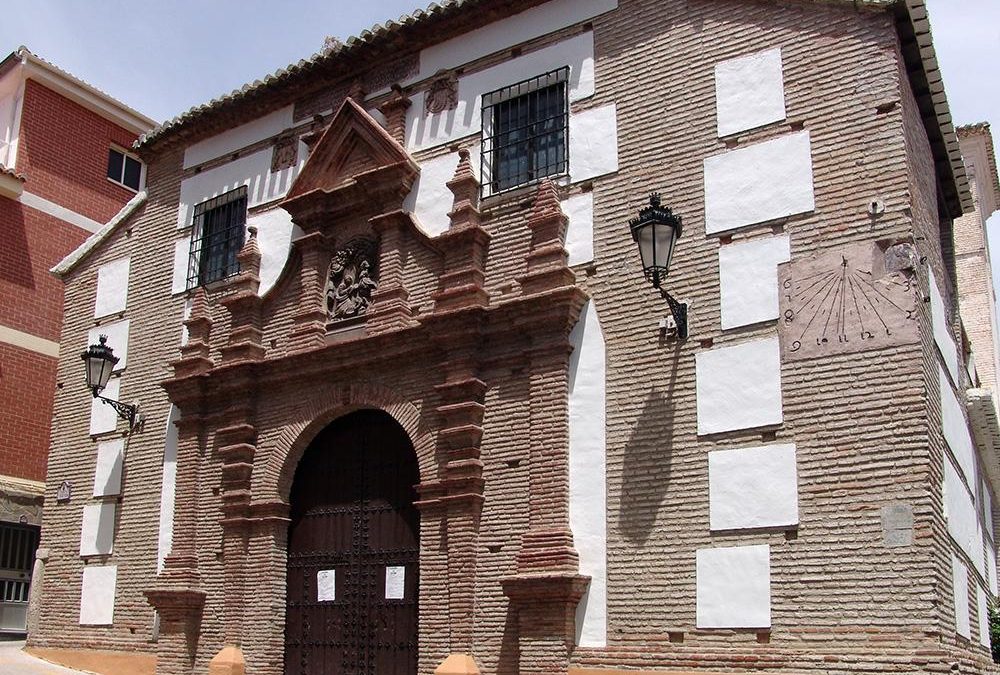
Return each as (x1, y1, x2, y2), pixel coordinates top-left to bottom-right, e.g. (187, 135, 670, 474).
(0, 343, 56, 481)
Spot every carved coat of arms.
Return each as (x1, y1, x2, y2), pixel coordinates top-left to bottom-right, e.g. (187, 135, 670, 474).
(326, 239, 379, 321)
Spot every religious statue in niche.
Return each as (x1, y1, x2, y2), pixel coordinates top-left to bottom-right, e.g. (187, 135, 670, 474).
(326, 238, 379, 322)
(778, 240, 918, 361)
(425, 72, 458, 115)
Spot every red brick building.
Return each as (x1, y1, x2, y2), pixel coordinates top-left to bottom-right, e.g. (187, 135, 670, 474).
(0, 46, 154, 634)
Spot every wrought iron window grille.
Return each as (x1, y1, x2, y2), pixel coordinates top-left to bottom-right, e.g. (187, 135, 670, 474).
(480, 67, 570, 198)
(186, 185, 248, 289)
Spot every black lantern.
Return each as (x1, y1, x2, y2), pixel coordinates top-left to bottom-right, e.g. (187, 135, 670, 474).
(628, 193, 688, 339)
(81, 335, 139, 431)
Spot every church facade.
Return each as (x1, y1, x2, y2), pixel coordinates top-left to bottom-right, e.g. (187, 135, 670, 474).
(29, 1, 1000, 674)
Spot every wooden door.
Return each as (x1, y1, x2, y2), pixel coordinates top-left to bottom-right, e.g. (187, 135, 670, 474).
(285, 410, 420, 675)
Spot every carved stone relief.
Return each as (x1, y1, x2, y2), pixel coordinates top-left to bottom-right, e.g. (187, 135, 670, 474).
(271, 135, 298, 172)
(326, 238, 379, 322)
(426, 72, 459, 114)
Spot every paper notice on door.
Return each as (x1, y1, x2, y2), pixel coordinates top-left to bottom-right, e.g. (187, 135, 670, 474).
(317, 570, 336, 602)
(385, 566, 405, 600)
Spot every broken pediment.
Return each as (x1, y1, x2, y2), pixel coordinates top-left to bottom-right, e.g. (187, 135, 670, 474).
(282, 98, 419, 222)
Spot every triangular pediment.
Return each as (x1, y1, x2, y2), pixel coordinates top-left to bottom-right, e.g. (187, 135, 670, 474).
(284, 98, 418, 203)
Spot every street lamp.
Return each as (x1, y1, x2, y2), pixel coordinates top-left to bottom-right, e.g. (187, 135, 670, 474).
(628, 193, 688, 339)
(81, 335, 139, 431)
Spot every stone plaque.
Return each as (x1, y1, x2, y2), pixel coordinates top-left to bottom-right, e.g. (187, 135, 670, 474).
(778, 241, 918, 361)
(881, 502, 914, 547)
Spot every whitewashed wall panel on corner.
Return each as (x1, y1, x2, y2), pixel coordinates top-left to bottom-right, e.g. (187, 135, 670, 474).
(171, 237, 191, 295)
(715, 48, 786, 137)
(403, 148, 481, 238)
(696, 337, 783, 435)
(940, 366, 976, 485)
(157, 406, 180, 572)
(568, 104, 619, 183)
(708, 444, 797, 531)
(93, 439, 124, 497)
(718, 235, 791, 329)
(183, 105, 294, 168)
(929, 269, 961, 385)
(79, 565, 117, 625)
(79, 502, 116, 556)
(696, 544, 771, 628)
(568, 299, 607, 647)
(943, 459, 982, 575)
(704, 131, 815, 235)
(87, 320, 130, 371)
(978, 586, 990, 648)
(563, 192, 594, 266)
(94, 257, 130, 318)
(953, 555, 971, 639)
(89, 378, 121, 436)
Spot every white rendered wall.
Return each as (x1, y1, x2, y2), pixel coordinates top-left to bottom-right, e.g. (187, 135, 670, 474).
(940, 366, 977, 486)
(562, 192, 594, 266)
(79, 502, 116, 556)
(696, 337, 783, 435)
(89, 378, 120, 436)
(718, 235, 791, 329)
(94, 257, 130, 318)
(568, 300, 607, 647)
(708, 444, 797, 531)
(411, 0, 617, 85)
(930, 269, 961, 385)
(696, 544, 771, 628)
(157, 406, 180, 573)
(944, 459, 982, 575)
(406, 32, 595, 152)
(568, 104, 619, 184)
(92, 439, 124, 497)
(171, 237, 191, 295)
(183, 105, 294, 168)
(704, 131, 815, 235)
(715, 48, 786, 137)
(953, 555, 971, 639)
(79, 565, 116, 625)
(987, 545, 998, 596)
(87, 320, 130, 372)
(248, 208, 301, 296)
(402, 147, 481, 238)
(978, 585, 990, 648)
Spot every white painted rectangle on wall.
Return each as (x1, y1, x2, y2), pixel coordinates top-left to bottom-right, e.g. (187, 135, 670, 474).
(940, 366, 976, 486)
(709, 444, 798, 531)
(183, 105, 293, 168)
(696, 337, 783, 435)
(385, 566, 406, 600)
(704, 131, 815, 235)
(317, 570, 336, 602)
(944, 459, 980, 573)
(718, 235, 791, 329)
(987, 545, 998, 596)
(568, 103, 619, 184)
(80, 502, 116, 556)
(982, 480, 994, 541)
(94, 257, 130, 318)
(79, 565, 117, 625)
(696, 544, 771, 628)
(87, 320, 130, 372)
(953, 555, 971, 639)
(929, 269, 961, 385)
(157, 406, 180, 573)
(715, 48, 786, 137)
(89, 378, 121, 436)
(171, 237, 191, 295)
(978, 585, 990, 648)
(563, 192, 594, 266)
(93, 439, 124, 497)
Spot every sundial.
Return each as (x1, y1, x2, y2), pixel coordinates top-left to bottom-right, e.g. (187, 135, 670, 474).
(778, 241, 918, 360)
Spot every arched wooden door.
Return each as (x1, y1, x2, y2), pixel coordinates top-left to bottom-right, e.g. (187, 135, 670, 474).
(285, 409, 420, 675)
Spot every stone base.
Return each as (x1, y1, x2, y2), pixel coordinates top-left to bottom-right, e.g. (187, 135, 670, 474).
(435, 652, 481, 674)
(25, 647, 156, 675)
(208, 645, 246, 675)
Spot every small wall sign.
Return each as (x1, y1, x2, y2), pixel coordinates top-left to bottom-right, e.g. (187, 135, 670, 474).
(56, 481, 72, 503)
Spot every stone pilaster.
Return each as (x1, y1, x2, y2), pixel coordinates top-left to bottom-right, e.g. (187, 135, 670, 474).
(368, 211, 417, 334)
(288, 231, 329, 353)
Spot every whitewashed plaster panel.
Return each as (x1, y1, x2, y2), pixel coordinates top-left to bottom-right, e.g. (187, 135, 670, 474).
(79, 502, 116, 556)
(696, 544, 771, 628)
(94, 257, 130, 318)
(87, 320, 129, 372)
(982, 480, 994, 541)
(987, 545, 998, 596)
(89, 378, 121, 436)
(248, 208, 301, 296)
(708, 444, 798, 531)
(412, 0, 616, 84)
(157, 406, 180, 573)
(92, 439, 124, 497)
(402, 147, 481, 237)
(176, 146, 306, 230)
(929, 269, 961, 385)
(183, 105, 294, 168)
(568, 104, 619, 185)
(562, 192, 594, 266)
(406, 32, 595, 152)
(568, 299, 607, 647)
(704, 131, 815, 235)
(940, 366, 976, 486)
(696, 337, 783, 435)
(944, 459, 982, 574)
(953, 555, 971, 639)
(718, 235, 791, 329)
(715, 48, 786, 137)
(180, 297, 193, 346)
(79, 565, 116, 625)
(978, 585, 990, 648)
(171, 237, 191, 295)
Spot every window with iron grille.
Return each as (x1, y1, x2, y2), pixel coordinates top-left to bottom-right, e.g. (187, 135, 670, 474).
(187, 186, 248, 288)
(481, 67, 569, 197)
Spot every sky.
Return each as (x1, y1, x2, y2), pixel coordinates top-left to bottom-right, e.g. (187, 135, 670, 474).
(1, 0, 998, 285)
